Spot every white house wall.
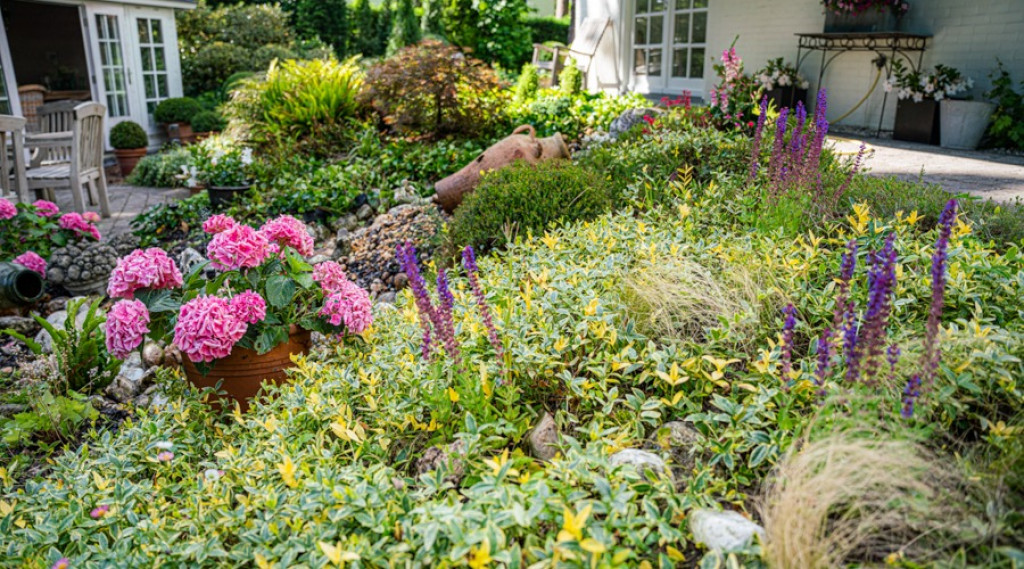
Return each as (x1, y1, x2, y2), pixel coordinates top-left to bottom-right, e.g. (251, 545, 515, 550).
(584, 0, 1024, 130)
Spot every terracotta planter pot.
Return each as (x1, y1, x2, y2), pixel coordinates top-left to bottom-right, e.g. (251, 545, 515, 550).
(182, 326, 311, 412)
(165, 122, 195, 144)
(114, 147, 147, 177)
(433, 125, 570, 212)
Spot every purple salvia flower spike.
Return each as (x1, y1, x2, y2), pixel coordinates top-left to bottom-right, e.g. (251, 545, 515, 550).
(901, 374, 921, 418)
(462, 246, 506, 381)
(859, 233, 898, 383)
(435, 268, 461, 365)
(396, 241, 439, 360)
(780, 304, 797, 384)
(887, 343, 900, 384)
(919, 199, 958, 393)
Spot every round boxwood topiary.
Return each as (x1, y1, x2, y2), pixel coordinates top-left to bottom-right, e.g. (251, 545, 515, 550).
(109, 120, 149, 149)
(445, 159, 613, 255)
(154, 97, 203, 124)
(191, 110, 226, 134)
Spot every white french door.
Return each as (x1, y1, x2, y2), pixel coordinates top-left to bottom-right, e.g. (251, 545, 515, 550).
(85, 4, 133, 132)
(631, 0, 709, 94)
(0, 8, 21, 116)
(127, 7, 181, 129)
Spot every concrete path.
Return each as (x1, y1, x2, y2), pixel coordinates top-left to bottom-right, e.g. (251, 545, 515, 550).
(53, 184, 191, 240)
(830, 136, 1024, 204)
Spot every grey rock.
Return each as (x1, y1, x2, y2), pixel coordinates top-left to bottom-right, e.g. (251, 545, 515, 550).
(529, 412, 560, 460)
(415, 440, 467, 483)
(0, 403, 28, 417)
(333, 229, 353, 258)
(355, 204, 374, 221)
(689, 509, 765, 552)
(377, 292, 397, 304)
(33, 299, 93, 354)
(648, 421, 704, 473)
(150, 392, 169, 408)
(0, 316, 39, 337)
(106, 352, 153, 403)
(142, 343, 164, 368)
(108, 233, 141, 257)
(308, 255, 329, 265)
(392, 180, 419, 205)
(609, 107, 663, 139)
(178, 247, 206, 275)
(609, 449, 668, 477)
(393, 272, 409, 290)
(45, 297, 69, 313)
(340, 214, 360, 232)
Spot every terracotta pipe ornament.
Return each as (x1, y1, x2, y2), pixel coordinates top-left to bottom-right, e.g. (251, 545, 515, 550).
(433, 125, 570, 212)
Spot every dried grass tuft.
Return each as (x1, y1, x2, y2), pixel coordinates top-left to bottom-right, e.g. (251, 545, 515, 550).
(620, 256, 765, 345)
(760, 433, 963, 569)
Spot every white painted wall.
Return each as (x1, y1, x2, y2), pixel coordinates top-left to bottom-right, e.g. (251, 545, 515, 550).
(582, 0, 1024, 130)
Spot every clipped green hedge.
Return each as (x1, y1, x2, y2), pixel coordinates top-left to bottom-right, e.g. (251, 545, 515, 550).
(523, 15, 570, 45)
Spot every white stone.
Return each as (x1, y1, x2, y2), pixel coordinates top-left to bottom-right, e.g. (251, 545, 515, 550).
(689, 509, 766, 552)
(609, 448, 668, 477)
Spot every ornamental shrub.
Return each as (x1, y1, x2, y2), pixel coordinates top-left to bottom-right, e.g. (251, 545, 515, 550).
(985, 60, 1024, 150)
(226, 57, 364, 153)
(523, 15, 570, 45)
(446, 160, 612, 254)
(109, 121, 149, 150)
(441, 0, 531, 70)
(514, 63, 540, 102)
(190, 110, 226, 134)
(126, 146, 192, 188)
(362, 39, 501, 138)
(182, 42, 252, 95)
(153, 97, 202, 125)
(387, 0, 421, 54)
(559, 61, 584, 95)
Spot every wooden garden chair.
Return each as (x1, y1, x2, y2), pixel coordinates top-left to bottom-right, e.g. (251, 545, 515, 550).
(531, 17, 611, 87)
(24, 102, 110, 217)
(0, 114, 29, 203)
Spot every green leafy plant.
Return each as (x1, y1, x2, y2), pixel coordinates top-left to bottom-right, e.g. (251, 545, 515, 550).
(985, 59, 1024, 150)
(505, 88, 648, 140)
(362, 39, 501, 138)
(184, 136, 254, 188)
(446, 160, 612, 254)
(387, 0, 421, 54)
(131, 192, 210, 247)
(514, 63, 540, 102)
(190, 110, 226, 134)
(1, 390, 98, 449)
(2, 297, 118, 394)
(226, 57, 363, 153)
(0, 200, 102, 263)
(559, 61, 583, 95)
(109, 121, 149, 150)
(153, 97, 202, 125)
(126, 146, 192, 188)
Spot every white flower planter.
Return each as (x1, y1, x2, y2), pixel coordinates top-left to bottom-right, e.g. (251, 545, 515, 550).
(939, 100, 996, 150)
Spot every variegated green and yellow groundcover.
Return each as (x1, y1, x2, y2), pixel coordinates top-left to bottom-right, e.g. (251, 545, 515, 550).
(2, 176, 1022, 568)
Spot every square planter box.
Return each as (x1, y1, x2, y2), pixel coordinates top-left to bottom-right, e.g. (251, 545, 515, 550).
(824, 10, 902, 33)
(893, 99, 940, 145)
(765, 87, 808, 110)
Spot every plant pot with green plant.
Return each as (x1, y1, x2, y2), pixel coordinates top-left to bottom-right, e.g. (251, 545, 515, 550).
(190, 110, 226, 141)
(821, 0, 908, 33)
(755, 58, 809, 110)
(103, 215, 372, 411)
(109, 121, 149, 177)
(886, 61, 971, 145)
(186, 136, 255, 209)
(154, 97, 203, 144)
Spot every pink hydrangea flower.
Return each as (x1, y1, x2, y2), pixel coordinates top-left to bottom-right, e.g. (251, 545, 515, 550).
(202, 214, 236, 234)
(90, 505, 110, 519)
(107, 248, 184, 299)
(0, 198, 16, 220)
(319, 281, 372, 333)
(13, 251, 46, 276)
(312, 261, 349, 293)
(259, 215, 314, 257)
(230, 290, 267, 324)
(173, 296, 247, 363)
(105, 299, 151, 359)
(58, 212, 101, 240)
(32, 200, 60, 217)
(207, 224, 270, 271)
(82, 211, 100, 223)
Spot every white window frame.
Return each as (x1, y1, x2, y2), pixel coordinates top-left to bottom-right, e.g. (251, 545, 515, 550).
(0, 8, 23, 117)
(630, 0, 709, 95)
(128, 6, 182, 128)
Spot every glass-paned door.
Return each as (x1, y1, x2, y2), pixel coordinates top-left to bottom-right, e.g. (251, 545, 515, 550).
(0, 9, 19, 116)
(632, 0, 709, 93)
(0, 58, 10, 115)
(94, 14, 130, 117)
(136, 18, 169, 119)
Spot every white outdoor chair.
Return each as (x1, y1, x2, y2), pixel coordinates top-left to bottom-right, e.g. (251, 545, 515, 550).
(0, 114, 29, 203)
(531, 17, 611, 87)
(25, 102, 110, 217)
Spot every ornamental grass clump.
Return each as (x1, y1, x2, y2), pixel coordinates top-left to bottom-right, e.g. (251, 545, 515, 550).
(104, 214, 371, 369)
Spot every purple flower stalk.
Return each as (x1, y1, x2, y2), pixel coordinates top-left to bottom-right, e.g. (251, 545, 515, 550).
(901, 373, 921, 418)
(780, 304, 797, 381)
(887, 344, 901, 384)
(814, 330, 832, 397)
(396, 241, 438, 360)
(803, 89, 829, 197)
(748, 96, 769, 181)
(768, 107, 790, 197)
(843, 307, 860, 383)
(858, 233, 897, 383)
(435, 268, 461, 365)
(921, 199, 958, 386)
(462, 246, 505, 380)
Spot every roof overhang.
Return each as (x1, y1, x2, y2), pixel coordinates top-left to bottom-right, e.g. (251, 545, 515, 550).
(18, 0, 196, 9)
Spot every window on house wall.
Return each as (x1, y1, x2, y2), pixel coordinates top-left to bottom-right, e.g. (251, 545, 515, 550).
(95, 14, 129, 117)
(137, 18, 169, 120)
(633, 0, 708, 82)
(0, 59, 10, 114)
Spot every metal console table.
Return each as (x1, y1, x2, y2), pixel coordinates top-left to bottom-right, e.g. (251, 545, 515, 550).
(795, 32, 931, 135)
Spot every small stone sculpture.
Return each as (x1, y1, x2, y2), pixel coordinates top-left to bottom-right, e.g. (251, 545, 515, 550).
(47, 242, 119, 295)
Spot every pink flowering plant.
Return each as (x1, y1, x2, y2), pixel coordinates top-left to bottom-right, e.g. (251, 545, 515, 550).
(104, 213, 371, 372)
(708, 40, 763, 132)
(822, 0, 908, 16)
(0, 198, 102, 275)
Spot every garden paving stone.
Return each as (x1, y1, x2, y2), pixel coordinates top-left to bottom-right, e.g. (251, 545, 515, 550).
(52, 184, 191, 241)
(830, 136, 1024, 203)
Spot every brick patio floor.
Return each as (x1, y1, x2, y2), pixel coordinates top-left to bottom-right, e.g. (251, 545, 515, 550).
(53, 184, 191, 240)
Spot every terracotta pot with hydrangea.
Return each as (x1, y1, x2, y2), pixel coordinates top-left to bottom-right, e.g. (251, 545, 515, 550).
(104, 213, 372, 409)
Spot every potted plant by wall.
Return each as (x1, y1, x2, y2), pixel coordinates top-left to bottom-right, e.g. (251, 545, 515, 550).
(109, 121, 149, 177)
(886, 61, 970, 145)
(822, 0, 908, 33)
(187, 137, 255, 209)
(154, 97, 202, 144)
(103, 216, 372, 411)
(755, 58, 810, 110)
(190, 110, 227, 141)
(940, 77, 994, 150)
